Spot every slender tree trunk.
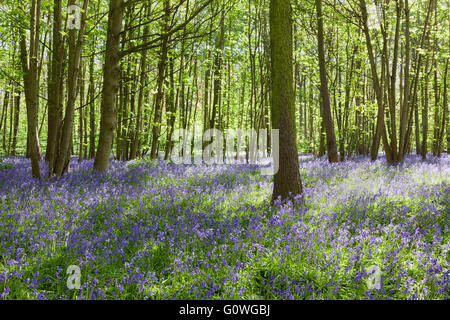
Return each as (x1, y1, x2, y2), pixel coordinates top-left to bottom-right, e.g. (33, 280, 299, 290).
(164, 56, 176, 160)
(11, 91, 20, 157)
(315, 0, 338, 163)
(388, 0, 401, 161)
(1, 91, 10, 153)
(0, 91, 10, 144)
(432, 3, 439, 156)
(437, 59, 448, 156)
(399, 0, 410, 160)
(421, 61, 429, 160)
(130, 6, 150, 160)
(360, 0, 392, 162)
(415, 91, 421, 154)
(210, 5, 225, 130)
(54, 0, 89, 176)
(403, 0, 434, 159)
(78, 65, 86, 162)
(88, 38, 96, 159)
(150, 0, 171, 159)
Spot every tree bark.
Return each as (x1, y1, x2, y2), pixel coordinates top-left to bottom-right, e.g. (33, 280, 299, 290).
(315, 0, 339, 163)
(438, 59, 448, 156)
(360, 0, 392, 162)
(46, 0, 64, 173)
(150, 0, 171, 159)
(19, 0, 41, 179)
(88, 38, 96, 159)
(270, 0, 303, 202)
(399, 0, 410, 160)
(209, 4, 225, 130)
(10, 91, 20, 156)
(421, 59, 430, 160)
(54, 0, 89, 176)
(94, 0, 124, 171)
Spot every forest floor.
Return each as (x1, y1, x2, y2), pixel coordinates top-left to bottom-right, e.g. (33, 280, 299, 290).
(0, 154, 448, 300)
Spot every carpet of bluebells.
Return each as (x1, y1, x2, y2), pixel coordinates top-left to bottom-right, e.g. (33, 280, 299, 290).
(0, 154, 448, 300)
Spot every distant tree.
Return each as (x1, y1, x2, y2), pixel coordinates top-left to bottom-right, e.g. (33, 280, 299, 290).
(315, 0, 339, 163)
(150, 0, 171, 160)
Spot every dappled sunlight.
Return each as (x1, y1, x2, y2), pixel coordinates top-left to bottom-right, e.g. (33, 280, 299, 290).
(0, 154, 448, 300)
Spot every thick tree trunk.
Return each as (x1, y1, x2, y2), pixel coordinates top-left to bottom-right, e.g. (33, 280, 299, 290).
(94, 0, 123, 171)
(46, 0, 64, 173)
(270, 0, 303, 202)
(19, 0, 41, 179)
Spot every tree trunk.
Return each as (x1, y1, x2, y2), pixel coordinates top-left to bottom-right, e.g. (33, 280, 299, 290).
(209, 6, 225, 130)
(54, 0, 89, 176)
(150, 0, 171, 159)
(360, 0, 392, 162)
(399, 0, 410, 160)
(19, 0, 41, 179)
(421, 57, 430, 160)
(0, 91, 10, 145)
(315, 0, 338, 163)
(78, 65, 86, 162)
(46, 0, 64, 173)
(10, 91, 20, 156)
(270, 0, 303, 202)
(164, 57, 176, 160)
(88, 38, 96, 159)
(94, 0, 123, 171)
(438, 59, 448, 156)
